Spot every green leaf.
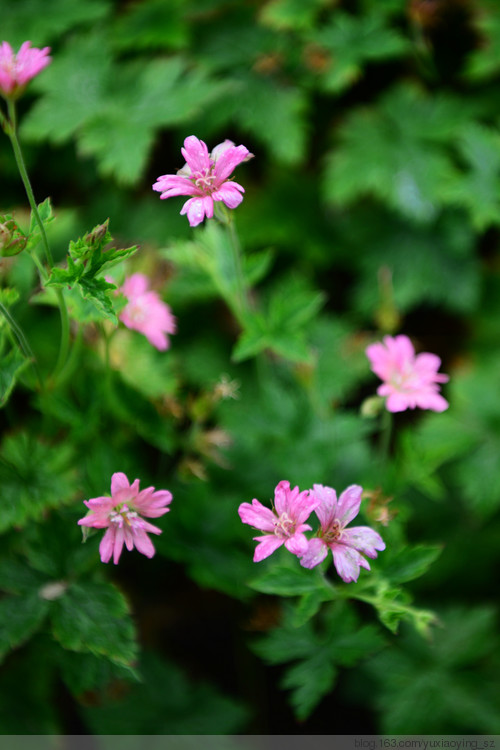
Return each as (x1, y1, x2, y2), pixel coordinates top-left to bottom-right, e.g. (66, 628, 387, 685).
(233, 275, 325, 363)
(253, 602, 384, 719)
(308, 12, 409, 94)
(441, 123, 500, 230)
(259, 0, 327, 31)
(50, 581, 138, 666)
(323, 85, 473, 222)
(0, 593, 49, 663)
(21, 33, 114, 144)
(82, 651, 248, 734)
(381, 545, 442, 584)
(46, 220, 137, 324)
(464, 0, 500, 81)
(0, 433, 76, 533)
(0, 0, 110, 48)
(75, 58, 228, 184)
(111, 0, 189, 51)
(282, 653, 338, 721)
(58, 650, 140, 697)
(249, 561, 335, 597)
(367, 607, 500, 733)
(0, 347, 32, 408)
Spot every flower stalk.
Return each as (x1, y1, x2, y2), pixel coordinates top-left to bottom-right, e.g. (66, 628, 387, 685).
(5, 99, 70, 383)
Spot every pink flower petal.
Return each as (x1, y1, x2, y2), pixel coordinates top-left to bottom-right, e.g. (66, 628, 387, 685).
(238, 499, 276, 532)
(299, 538, 329, 569)
(332, 544, 371, 583)
(253, 534, 283, 562)
(335, 484, 363, 525)
(341, 526, 386, 558)
(181, 136, 210, 173)
(99, 527, 115, 564)
(111, 472, 131, 494)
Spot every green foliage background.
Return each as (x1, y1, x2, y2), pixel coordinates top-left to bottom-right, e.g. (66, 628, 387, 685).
(1, 0, 500, 735)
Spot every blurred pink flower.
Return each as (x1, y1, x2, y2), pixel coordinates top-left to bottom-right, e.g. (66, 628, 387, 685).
(300, 484, 385, 582)
(78, 472, 172, 564)
(366, 334, 449, 413)
(0, 41, 51, 98)
(119, 273, 176, 351)
(238, 480, 318, 562)
(153, 136, 253, 227)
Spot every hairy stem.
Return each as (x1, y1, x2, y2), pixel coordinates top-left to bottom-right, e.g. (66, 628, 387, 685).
(6, 99, 70, 382)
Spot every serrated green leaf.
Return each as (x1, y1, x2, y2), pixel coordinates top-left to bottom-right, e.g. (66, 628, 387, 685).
(77, 58, 229, 184)
(254, 602, 384, 719)
(441, 123, 500, 230)
(381, 545, 442, 584)
(0, 347, 32, 407)
(0, 593, 49, 663)
(309, 12, 409, 94)
(0, 559, 46, 596)
(50, 581, 137, 666)
(0, 433, 76, 533)
(21, 33, 113, 144)
(249, 562, 335, 597)
(0, 0, 110, 48)
(282, 653, 337, 720)
(58, 650, 140, 697)
(323, 85, 473, 222)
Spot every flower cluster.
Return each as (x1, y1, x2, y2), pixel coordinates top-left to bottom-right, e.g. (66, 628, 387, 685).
(153, 136, 253, 227)
(78, 473, 172, 564)
(117, 273, 177, 351)
(238, 480, 385, 583)
(0, 41, 51, 99)
(366, 334, 449, 413)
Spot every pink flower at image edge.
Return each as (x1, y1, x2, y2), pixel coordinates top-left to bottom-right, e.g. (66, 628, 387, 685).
(118, 273, 176, 351)
(238, 480, 319, 562)
(300, 484, 385, 583)
(0, 41, 51, 98)
(153, 135, 253, 227)
(366, 334, 449, 413)
(78, 472, 172, 564)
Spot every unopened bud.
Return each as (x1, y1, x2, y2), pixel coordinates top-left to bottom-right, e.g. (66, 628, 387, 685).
(360, 395, 385, 418)
(0, 219, 27, 256)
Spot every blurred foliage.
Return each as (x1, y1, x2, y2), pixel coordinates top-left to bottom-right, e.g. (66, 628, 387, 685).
(1, 0, 500, 736)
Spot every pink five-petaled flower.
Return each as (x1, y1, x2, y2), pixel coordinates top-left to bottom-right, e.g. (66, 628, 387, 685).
(300, 484, 385, 583)
(238, 480, 319, 562)
(366, 334, 449, 413)
(119, 273, 176, 351)
(152, 136, 253, 227)
(78, 472, 172, 565)
(0, 41, 51, 99)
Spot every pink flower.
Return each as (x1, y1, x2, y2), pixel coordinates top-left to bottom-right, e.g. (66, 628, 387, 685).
(238, 480, 319, 562)
(0, 41, 51, 99)
(366, 334, 449, 413)
(78, 472, 172, 564)
(300, 484, 385, 582)
(152, 136, 253, 227)
(118, 273, 176, 351)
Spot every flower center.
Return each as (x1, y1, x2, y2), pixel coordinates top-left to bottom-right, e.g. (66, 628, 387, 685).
(193, 168, 217, 193)
(274, 512, 295, 539)
(322, 519, 343, 544)
(109, 504, 139, 528)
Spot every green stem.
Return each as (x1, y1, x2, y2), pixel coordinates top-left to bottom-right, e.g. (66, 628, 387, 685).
(226, 216, 249, 324)
(6, 99, 70, 381)
(214, 205, 250, 326)
(379, 408, 393, 463)
(0, 300, 43, 389)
